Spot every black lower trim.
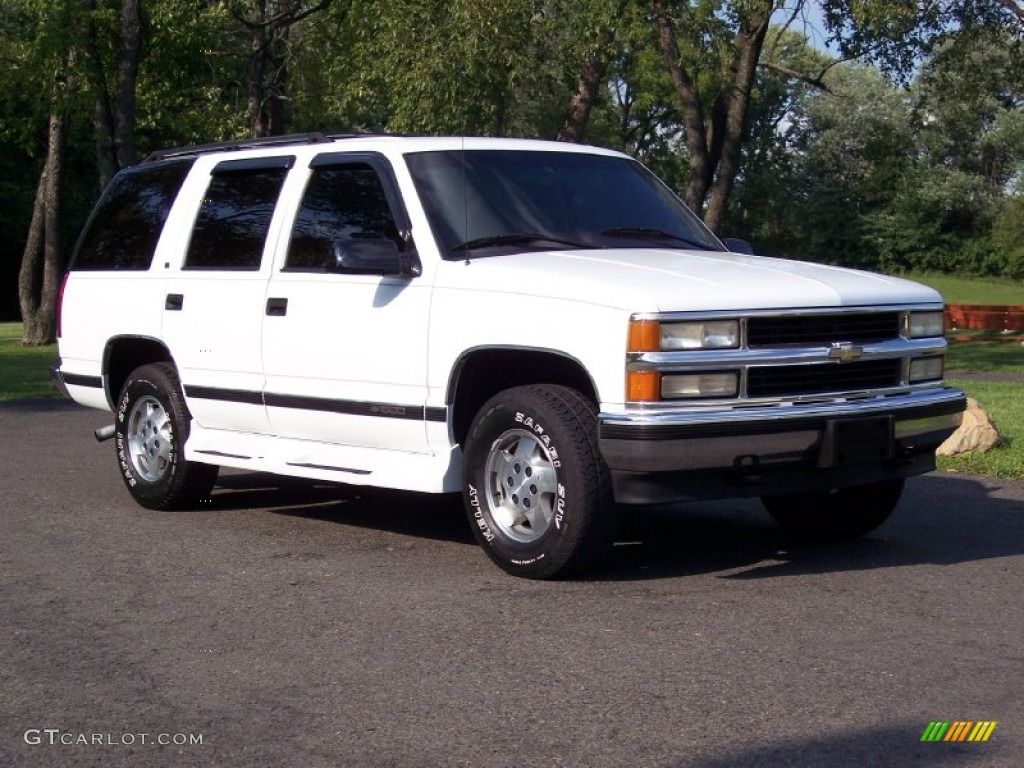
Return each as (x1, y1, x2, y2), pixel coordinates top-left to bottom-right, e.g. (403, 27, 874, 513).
(424, 406, 448, 423)
(264, 392, 446, 422)
(194, 449, 252, 460)
(611, 452, 937, 505)
(60, 372, 103, 389)
(286, 462, 371, 475)
(183, 384, 447, 422)
(184, 385, 263, 405)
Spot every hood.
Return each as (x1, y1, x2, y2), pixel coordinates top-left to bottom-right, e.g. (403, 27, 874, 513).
(435, 248, 943, 312)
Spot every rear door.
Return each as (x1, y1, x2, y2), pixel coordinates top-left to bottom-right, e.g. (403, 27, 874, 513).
(161, 155, 294, 433)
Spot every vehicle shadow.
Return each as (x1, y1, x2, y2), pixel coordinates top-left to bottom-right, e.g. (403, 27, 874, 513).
(591, 472, 1024, 582)
(668, 721, 1010, 768)
(205, 471, 1023, 580)
(210, 471, 474, 545)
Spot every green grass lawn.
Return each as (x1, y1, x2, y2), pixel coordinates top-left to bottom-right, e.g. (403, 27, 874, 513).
(0, 322, 61, 399)
(901, 272, 1024, 306)
(945, 340, 1024, 374)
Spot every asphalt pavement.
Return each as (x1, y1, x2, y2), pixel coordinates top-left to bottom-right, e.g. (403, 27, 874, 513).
(2, 399, 1022, 767)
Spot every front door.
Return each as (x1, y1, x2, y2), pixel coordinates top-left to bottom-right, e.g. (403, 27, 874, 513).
(261, 153, 433, 454)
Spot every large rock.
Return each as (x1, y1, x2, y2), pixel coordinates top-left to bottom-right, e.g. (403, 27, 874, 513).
(937, 398, 1001, 456)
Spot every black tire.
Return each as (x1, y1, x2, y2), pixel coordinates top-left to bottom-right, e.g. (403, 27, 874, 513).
(115, 363, 218, 510)
(761, 479, 905, 540)
(462, 385, 616, 579)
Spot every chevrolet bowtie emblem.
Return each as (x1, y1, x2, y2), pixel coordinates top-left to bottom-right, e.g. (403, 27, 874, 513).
(827, 342, 864, 363)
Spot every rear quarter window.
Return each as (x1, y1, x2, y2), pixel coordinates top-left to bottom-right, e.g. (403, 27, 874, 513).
(70, 159, 194, 271)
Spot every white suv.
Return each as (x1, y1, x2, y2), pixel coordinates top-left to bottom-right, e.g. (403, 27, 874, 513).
(55, 133, 965, 578)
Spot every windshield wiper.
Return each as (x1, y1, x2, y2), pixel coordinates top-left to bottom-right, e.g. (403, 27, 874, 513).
(454, 233, 592, 252)
(600, 227, 717, 251)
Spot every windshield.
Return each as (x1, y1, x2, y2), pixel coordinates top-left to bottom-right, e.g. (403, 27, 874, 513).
(404, 150, 723, 258)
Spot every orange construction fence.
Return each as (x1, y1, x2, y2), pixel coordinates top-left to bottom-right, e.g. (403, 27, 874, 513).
(945, 304, 1024, 342)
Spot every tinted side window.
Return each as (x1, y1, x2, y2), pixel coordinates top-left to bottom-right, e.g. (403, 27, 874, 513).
(71, 159, 194, 271)
(185, 165, 289, 270)
(286, 164, 399, 271)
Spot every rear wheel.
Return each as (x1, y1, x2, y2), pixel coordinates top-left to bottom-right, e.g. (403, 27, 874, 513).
(462, 385, 616, 579)
(115, 363, 217, 510)
(761, 479, 904, 539)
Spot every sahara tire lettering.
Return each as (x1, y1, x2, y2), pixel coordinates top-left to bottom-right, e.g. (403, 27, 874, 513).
(555, 483, 566, 530)
(511, 555, 545, 566)
(513, 411, 561, 467)
(466, 484, 495, 542)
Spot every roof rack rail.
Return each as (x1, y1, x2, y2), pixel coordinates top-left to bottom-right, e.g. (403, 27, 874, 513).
(144, 132, 371, 163)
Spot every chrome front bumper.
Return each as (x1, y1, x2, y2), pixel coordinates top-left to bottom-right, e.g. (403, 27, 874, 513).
(598, 387, 966, 503)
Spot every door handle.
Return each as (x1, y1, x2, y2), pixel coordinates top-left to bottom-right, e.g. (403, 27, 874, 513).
(165, 293, 184, 311)
(266, 297, 288, 316)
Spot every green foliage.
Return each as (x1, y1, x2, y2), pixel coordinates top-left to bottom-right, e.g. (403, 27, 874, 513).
(135, 2, 247, 147)
(730, 22, 1024, 278)
(991, 196, 1024, 279)
(731, 63, 916, 266)
(297, 0, 586, 137)
(2, 0, 1024, 325)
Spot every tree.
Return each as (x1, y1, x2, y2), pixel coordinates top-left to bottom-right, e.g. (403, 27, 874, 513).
(79, 0, 143, 189)
(299, 0, 576, 136)
(6, 0, 78, 345)
(652, 0, 775, 231)
(867, 28, 1024, 274)
(227, 0, 336, 137)
(649, 0, 1024, 232)
(556, 0, 630, 141)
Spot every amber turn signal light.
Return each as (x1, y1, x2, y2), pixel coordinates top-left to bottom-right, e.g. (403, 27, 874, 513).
(626, 370, 659, 402)
(627, 320, 660, 353)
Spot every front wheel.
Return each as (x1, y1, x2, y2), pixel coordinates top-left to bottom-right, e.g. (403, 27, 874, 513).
(115, 363, 218, 510)
(462, 385, 616, 579)
(761, 479, 905, 539)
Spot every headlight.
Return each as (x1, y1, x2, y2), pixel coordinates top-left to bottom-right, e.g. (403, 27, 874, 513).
(660, 321, 740, 350)
(628, 319, 740, 351)
(662, 372, 739, 399)
(908, 311, 945, 338)
(909, 356, 944, 383)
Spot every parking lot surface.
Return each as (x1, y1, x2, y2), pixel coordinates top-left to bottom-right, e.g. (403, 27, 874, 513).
(2, 400, 1021, 767)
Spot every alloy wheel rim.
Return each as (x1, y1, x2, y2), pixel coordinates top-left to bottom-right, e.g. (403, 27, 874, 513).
(127, 395, 172, 483)
(483, 428, 559, 543)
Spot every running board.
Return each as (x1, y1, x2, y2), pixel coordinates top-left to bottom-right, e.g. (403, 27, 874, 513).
(184, 421, 463, 493)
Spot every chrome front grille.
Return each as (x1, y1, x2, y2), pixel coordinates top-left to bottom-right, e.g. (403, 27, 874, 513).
(747, 312, 901, 346)
(627, 304, 946, 405)
(746, 359, 903, 398)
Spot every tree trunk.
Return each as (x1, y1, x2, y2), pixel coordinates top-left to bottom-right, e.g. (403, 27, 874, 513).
(702, 6, 772, 232)
(652, 0, 712, 213)
(80, 0, 119, 189)
(652, 0, 772, 230)
(267, 22, 289, 136)
(248, 0, 269, 137)
(557, 52, 608, 143)
(19, 108, 68, 346)
(115, 0, 142, 168)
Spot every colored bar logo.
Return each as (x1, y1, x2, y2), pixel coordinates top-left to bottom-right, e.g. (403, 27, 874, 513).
(921, 721, 997, 742)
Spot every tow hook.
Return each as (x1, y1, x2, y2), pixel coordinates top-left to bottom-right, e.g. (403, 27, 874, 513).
(94, 424, 116, 442)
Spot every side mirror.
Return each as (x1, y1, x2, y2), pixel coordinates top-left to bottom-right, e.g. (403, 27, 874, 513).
(723, 237, 754, 255)
(332, 238, 421, 277)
